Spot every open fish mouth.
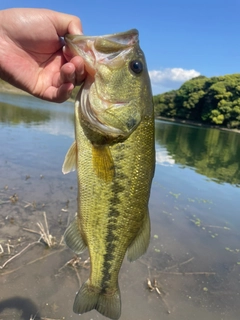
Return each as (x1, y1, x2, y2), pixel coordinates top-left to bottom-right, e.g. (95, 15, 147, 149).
(66, 29, 142, 139)
(64, 29, 139, 52)
(64, 29, 139, 75)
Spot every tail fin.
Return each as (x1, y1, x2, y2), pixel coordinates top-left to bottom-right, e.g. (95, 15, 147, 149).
(73, 280, 121, 320)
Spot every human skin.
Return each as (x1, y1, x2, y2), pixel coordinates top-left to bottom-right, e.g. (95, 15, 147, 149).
(0, 8, 86, 102)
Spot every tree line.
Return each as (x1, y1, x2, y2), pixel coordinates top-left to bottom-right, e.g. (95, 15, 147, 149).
(153, 74, 240, 129)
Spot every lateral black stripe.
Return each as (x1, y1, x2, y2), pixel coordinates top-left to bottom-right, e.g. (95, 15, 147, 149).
(100, 171, 125, 292)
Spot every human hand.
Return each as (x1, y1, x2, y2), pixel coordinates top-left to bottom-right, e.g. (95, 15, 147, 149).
(0, 8, 86, 102)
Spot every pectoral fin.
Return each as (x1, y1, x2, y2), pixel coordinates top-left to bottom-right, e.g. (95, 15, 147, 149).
(62, 141, 77, 174)
(127, 211, 150, 262)
(92, 145, 115, 182)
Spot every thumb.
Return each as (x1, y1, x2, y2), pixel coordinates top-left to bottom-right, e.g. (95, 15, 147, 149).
(50, 11, 83, 35)
(68, 19, 83, 35)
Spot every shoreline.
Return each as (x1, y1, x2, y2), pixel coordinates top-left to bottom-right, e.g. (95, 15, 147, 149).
(0, 85, 31, 96)
(156, 116, 240, 134)
(0, 87, 239, 134)
(0, 86, 75, 102)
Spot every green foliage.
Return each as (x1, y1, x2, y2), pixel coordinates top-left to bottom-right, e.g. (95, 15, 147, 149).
(154, 74, 240, 128)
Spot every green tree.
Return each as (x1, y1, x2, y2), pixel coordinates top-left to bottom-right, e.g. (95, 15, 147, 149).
(154, 73, 240, 129)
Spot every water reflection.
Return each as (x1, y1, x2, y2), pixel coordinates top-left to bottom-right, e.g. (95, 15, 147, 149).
(156, 148, 175, 166)
(0, 92, 74, 138)
(1, 93, 240, 185)
(0, 101, 51, 125)
(155, 120, 240, 185)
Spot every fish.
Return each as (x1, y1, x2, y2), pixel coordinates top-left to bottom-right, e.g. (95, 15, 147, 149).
(62, 29, 155, 320)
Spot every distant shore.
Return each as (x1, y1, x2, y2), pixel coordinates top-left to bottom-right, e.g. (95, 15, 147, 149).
(156, 116, 240, 133)
(0, 83, 75, 102)
(0, 85, 239, 133)
(0, 83, 30, 96)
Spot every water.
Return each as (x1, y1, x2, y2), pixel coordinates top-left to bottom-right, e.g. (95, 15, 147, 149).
(0, 92, 239, 320)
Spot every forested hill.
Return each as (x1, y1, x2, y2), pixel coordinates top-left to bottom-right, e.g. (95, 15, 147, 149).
(153, 74, 240, 129)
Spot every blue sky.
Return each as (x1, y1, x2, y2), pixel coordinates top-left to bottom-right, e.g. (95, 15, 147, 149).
(1, 0, 240, 95)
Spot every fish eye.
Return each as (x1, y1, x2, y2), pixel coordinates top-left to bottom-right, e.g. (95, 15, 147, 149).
(129, 60, 143, 74)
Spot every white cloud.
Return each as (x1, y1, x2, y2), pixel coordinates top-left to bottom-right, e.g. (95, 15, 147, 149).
(155, 149, 175, 166)
(149, 68, 201, 95)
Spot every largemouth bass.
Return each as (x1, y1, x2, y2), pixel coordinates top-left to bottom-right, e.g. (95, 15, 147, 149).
(62, 29, 155, 320)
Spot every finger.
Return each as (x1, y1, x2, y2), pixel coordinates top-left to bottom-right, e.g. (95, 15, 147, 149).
(62, 45, 86, 71)
(58, 62, 75, 87)
(61, 49, 86, 85)
(70, 56, 86, 85)
(62, 45, 74, 61)
(54, 59, 85, 89)
(42, 82, 74, 103)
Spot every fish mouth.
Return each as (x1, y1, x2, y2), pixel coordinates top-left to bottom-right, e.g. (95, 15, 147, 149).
(66, 29, 141, 138)
(64, 29, 139, 49)
(64, 29, 139, 75)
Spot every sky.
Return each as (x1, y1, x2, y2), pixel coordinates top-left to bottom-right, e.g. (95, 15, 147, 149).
(1, 0, 240, 95)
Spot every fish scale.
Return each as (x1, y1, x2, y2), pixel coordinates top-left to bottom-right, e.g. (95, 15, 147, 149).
(62, 29, 155, 320)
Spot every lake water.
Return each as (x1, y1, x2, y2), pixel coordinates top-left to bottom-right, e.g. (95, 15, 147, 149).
(0, 92, 239, 320)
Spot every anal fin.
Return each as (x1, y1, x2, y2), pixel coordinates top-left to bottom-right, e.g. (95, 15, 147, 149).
(64, 217, 87, 254)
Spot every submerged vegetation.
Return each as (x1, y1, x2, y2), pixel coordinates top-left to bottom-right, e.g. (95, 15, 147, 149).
(154, 74, 240, 129)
